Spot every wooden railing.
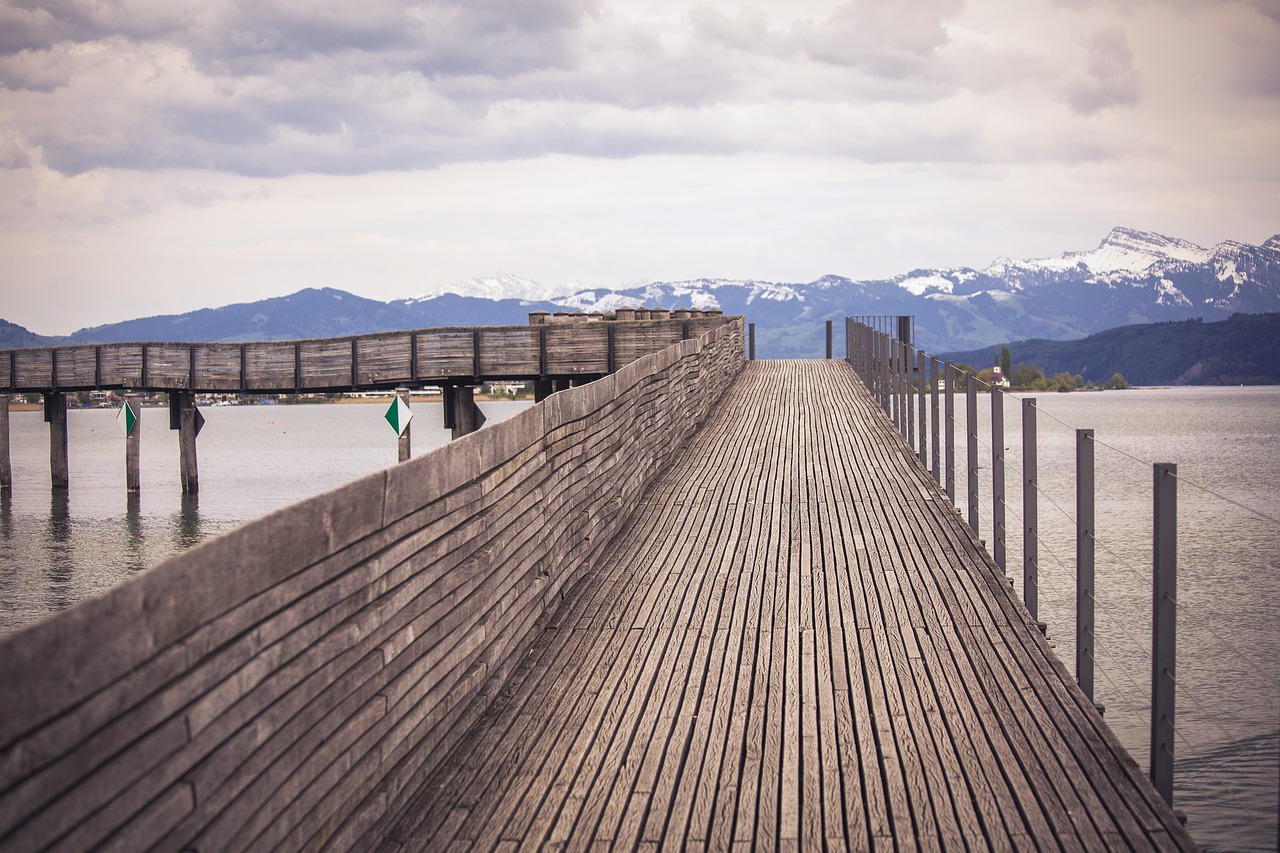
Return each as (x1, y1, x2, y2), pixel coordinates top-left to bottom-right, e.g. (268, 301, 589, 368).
(0, 318, 730, 394)
(0, 318, 745, 851)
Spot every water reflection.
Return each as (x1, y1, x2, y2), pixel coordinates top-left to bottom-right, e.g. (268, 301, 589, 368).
(173, 492, 202, 552)
(45, 489, 74, 613)
(125, 493, 146, 575)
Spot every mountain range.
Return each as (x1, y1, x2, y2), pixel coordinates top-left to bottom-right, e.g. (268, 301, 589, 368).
(2, 227, 1277, 359)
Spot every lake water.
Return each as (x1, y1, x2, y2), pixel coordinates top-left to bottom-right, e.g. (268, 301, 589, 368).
(1, 387, 1276, 850)
(0, 400, 533, 632)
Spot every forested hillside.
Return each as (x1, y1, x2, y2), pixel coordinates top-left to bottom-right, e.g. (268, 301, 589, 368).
(940, 313, 1280, 386)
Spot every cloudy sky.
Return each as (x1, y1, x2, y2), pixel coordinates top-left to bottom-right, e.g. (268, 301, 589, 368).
(1, 0, 1277, 335)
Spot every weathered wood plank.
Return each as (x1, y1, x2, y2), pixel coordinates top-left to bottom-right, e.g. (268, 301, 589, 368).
(381, 359, 1195, 853)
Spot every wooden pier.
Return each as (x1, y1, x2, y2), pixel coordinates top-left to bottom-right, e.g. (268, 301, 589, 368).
(0, 321, 1195, 851)
(0, 314, 728, 492)
(381, 360, 1193, 851)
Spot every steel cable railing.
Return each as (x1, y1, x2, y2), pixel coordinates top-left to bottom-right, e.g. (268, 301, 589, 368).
(844, 317, 1280, 844)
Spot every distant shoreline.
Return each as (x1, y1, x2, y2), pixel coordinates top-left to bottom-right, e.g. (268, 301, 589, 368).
(6, 394, 532, 413)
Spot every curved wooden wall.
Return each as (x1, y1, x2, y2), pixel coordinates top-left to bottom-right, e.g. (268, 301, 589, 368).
(0, 319, 745, 851)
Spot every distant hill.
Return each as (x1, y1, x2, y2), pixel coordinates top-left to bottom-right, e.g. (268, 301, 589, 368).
(61, 288, 570, 344)
(940, 313, 1280, 386)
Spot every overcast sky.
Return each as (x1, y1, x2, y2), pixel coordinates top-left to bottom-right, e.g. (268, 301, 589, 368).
(1, 0, 1277, 335)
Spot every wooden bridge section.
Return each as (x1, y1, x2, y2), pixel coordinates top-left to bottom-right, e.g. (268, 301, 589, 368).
(382, 360, 1194, 851)
(0, 316, 727, 394)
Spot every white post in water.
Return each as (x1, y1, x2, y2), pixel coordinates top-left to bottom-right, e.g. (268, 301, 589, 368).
(1151, 463, 1177, 805)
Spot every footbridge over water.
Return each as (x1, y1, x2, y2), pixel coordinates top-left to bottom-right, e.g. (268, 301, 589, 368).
(0, 317, 1195, 851)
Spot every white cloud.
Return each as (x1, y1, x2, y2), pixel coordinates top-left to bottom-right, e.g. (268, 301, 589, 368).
(0, 0, 1276, 333)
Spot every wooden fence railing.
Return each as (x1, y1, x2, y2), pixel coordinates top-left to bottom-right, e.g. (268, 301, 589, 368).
(0, 318, 730, 393)
(0, 318, 745, 852)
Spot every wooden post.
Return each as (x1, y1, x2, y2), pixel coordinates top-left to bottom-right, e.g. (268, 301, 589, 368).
(1151, 462, 1177, 806)
(448, 385, 486, 440)
(534, 380, 554, 403)
(46, 392, 69, 489)
(748, 323, 756, 360)
(0, 394, 9, 492)
(825, 320, 833, 359)
(1076, 428, 1095, 702)
(1023, 398, 1039, 621)
(125, 394, 141, 493)
(172, 391, 200, 495)
(966, 372, 978, 535)
(396, 387, 411, 463)
(992, 386, 1006, 573)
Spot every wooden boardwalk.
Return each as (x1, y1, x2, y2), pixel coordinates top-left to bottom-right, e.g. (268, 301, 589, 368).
(380, 360, 1194, 852)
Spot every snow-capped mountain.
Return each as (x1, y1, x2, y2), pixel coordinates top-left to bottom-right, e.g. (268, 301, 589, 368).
(5, 228, 1274, 358)
(409, 272, 584, 304)
(538, 227, 1278, 354)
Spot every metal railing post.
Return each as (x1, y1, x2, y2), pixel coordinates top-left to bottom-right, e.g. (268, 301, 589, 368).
(917, 348, 927, 467)
(966, 372, 979, 534)
(945, 363, 956, 503)
(1023, 398, 1038, 620)
(1151, 463, 1177, 805)
(992, 385, 1006, 572)
(930, 356, 941, 485)
(896, 339, 905, 436)
(1077, 428, 1095, 702)
(905, 344, 916, 448)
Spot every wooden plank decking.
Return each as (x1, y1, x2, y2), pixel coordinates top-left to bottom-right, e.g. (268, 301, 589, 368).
(379, 360, 1195, 852)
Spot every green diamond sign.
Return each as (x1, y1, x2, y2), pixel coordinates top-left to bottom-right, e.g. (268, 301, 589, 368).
(384, 396, 413, 436)
(117, 399, 138, 437)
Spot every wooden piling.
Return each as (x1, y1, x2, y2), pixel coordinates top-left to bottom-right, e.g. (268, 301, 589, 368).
(0, 394, 9, 491)
(173, 392, 199, 494)
(125, 394, 141, 493)
(397, 387, 411, 463)
(46, 392, 69, 489)
(448, 385, 485, 440)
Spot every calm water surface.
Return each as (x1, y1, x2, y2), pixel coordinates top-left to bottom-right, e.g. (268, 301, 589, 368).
(1, 387, 1276, 850)
(951, 385, 1279, 852)
(0, 400, 532, 632)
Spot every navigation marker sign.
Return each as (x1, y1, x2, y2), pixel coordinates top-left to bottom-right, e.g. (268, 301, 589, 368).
(385, 396, 413, 436)
(117, 399, 139, 437)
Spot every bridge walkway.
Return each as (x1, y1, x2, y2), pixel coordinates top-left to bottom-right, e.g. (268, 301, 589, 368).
(380, 360, 1193, 851)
